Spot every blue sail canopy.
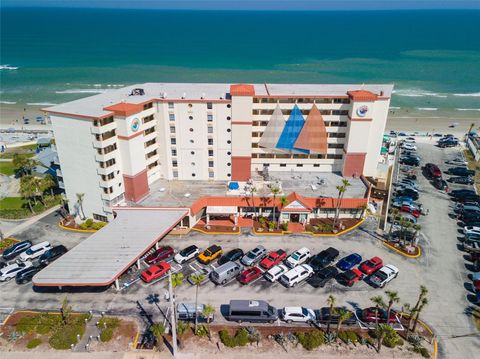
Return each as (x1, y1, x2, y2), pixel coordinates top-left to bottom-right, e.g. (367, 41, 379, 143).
(276, 105, 309, 154)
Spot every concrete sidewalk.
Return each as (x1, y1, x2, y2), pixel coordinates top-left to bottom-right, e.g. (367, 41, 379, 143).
(3, 204, 61, 238)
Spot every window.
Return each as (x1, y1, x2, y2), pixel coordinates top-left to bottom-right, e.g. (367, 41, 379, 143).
(143, 114, 154, 123)
(296, 164, 303, 167)
(328, 143, 344, 149)
(209, 172, 214, 178)
(93, 214, 108, 222)
(227, 173, 231, 177)
(147, 161, 158, 170)
(145, 127, 155, 135)
(208, 150, 214, 156)
(313, 164, 320, 167)
(227, 151, 231, 155)
(226, 116, 231, 120)
(227, 163, 231, 166)
(171, 149, 177, 156)
(191, 162, 195, 166)
(252, 143, 258, 148)
(280, 164, 286, 167)
(170, 126, 175, 134)
(227, 129, 231, 133)
(227, 104, 231, 108)
(209, 161, 214, 167)
(173, 170, 178, 177)
(332, 110, 349, 116)
(190, 151, 195, 155)
(169, 114, 175, 121)
(207, 114, 213, 122)
(328, 132, 346, 138)
(189, 128, 194, 132)
(189, 116, 193, 120)
(168, 102, 174, 109)
(327, 154, 343, 160)
(207, 102, 213, 109)
(172, 160, 178, 167)
(227, 140, 231, 144)
(170, 138, 176, 145)
(192, 173, 196, 177)
(188, 104, 193, 108)
(190, 139, 194, 143)
(208, 126, 213, 133)
(208, 139, 213, 145)
(143, 102, 153, 110)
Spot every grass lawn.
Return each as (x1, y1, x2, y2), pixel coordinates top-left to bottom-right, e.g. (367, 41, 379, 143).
(0, 143, 38, 159)
(0, 161, 16, 176)
(0, 195, 62, 219)
(0, 197, 25, 209)
(474, 309, 480, 331)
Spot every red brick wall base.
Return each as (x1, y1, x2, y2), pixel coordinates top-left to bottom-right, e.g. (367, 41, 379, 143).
(231, 156, 251, 181)
(123, 169, 149, 202)
(342, 152, 366, 177)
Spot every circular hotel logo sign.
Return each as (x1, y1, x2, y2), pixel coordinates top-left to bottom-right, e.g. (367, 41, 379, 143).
(356, 105, 369, 117)
(131, 118, 140, 132)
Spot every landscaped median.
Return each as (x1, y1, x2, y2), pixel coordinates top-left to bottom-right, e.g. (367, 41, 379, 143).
(58, 217, 107, 233)
(383, 240, 422, 258)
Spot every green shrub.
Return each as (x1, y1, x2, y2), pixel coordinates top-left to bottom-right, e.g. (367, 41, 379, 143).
(26, 338, 42, 349)
(414, 346, 431, 358)
(0, 238, 16, 251)
(280, 222, 288, 231)
(91, 221, 106, 230)
(259, 217, 267, 226)
(196, 325, 209, 337)
(100, 328, 113, 342)
(79, 223, 89, 230)
(382, 328, 402, 348)
(85, 218, 94, 227)
(338, 330, 357, 344)
(296, 330, 325, 350)
(268, 221, 275, 230)
(219, 330, 235, 347)
(98, 317, 120, 342)
(219, 328, 253, 347)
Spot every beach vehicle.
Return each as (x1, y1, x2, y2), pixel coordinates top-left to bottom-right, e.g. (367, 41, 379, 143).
(187, 267, 212, 285)
(307, 266, 338, 288)
(197, 244, 222, 264)
(396, 188, 419, 200)
(210, 261, 243, 285)
(438, 139, 459, 148)
(359, 257, 383, 275)
(38, 245, 68, 266)
(370, 265, 399, 288)
(400, 204, 421, 218)
(404, 137, 416, 143)
(361, 307, 397, 324)
(227, 300, 278, 324)
(264, 264, 288, 282)
(308, 247, 339, 272)
(0, 261, 33, 282)
(145, 246, 174, 265)
(340, 268, 364, 287)
(141, 262, 171, 283)
(281, 307, 316, 324)
(285, 247, 311, 268)
(260, 249, 287, 270)
(238, 267, 262, 284)
(2, 240, 32, 260)
(279, 264, 314, 287)
(241, 245, 267, 266)
(218, 248, 243, 265)
(337, 253, 362, 271)
(18, 241, 51, 262)
(316, 307, 357, 326)
(174, 245, 199, 264)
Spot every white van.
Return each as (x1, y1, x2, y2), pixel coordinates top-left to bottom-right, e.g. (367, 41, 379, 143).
(18, 241, 51, 262)
(279, 264, 313, 287)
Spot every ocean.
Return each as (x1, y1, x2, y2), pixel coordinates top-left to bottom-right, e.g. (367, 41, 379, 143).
(1, 8, 480, 113)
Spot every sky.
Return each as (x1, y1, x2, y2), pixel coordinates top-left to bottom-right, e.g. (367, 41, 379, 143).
(2, 0, 480, 10)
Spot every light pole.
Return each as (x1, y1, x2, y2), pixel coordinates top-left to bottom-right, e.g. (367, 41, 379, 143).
(168, 270, 177, 356)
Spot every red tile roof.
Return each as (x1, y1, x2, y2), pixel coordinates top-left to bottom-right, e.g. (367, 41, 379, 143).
(230, 84, 255, 97)
(347, 90, 378, 102)
(104, 103, 144, 117)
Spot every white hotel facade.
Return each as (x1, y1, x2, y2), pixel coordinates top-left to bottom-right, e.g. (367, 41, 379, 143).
(46, 83, 393, 221)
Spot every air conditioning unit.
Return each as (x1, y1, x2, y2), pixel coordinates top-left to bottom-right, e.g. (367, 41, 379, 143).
(182, 92, 186, 99)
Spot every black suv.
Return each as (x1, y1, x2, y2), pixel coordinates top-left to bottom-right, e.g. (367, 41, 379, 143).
(2, 240, 32, 260)
(448, 176, 474, 185)
(400, 157, 420, 166)
(446, 167, 475, 177)
(38, 245, 68, 266)
(307, 266, 338, 288)
(308, 247, 340, 272)
(15, 266, 42, 284)
(218, 248, 244, 266)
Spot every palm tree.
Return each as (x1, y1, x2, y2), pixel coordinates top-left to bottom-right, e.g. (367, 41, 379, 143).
(151, 322, 166, 351)
(19, 175, 36, 213)
(370, 295, 385, 326)
(468, 122, 475, 135)
(374, 324, 395, 353)
(270, 186, 281, 225)
(326, 295, 336, 333)
(385, 290, 400, 325)
(402, 221, 413, 248)
(190, 273, 206, 334)
(336, 308, 352, 334)
(41, 175, 56, 196)
(250, 185, 257, 219)
(412, 297, 429, 333)
(169, 272, 183, 352)
(12, 154, 36, 177)
(76, 193, 85, 220)
(412, 224, 422, 245)
(202, 304, 215, 340)
(332, 179, 351, 230)
(388, 208, 400, 237)
(278, 195, 289, 229)
(406, 285, 428, 333)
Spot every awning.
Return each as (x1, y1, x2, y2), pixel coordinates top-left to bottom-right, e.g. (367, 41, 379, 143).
(207, 206, 238, 214)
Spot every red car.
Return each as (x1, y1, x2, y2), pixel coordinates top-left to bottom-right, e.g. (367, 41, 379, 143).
(145, 246, 174, 265)
(238, 267, 262, 284)
(260, 249, 287, 270)
(359, 257, 383, 275)
(400, 205, 421, 218)
(362, 307, 397, 324)
(141, 262, 171, 283)
(425, 163, 442, 178)
(340, 268, 364, 287)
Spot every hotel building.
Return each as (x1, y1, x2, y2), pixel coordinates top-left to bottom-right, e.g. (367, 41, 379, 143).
(45, 83, 393, 221)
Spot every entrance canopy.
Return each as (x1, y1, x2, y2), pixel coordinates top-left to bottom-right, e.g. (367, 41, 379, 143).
(33, 207, 188, 287)
(207, 206, 238, 215)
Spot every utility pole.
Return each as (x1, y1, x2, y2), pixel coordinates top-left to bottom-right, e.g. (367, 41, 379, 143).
(168, 270, 177, 356)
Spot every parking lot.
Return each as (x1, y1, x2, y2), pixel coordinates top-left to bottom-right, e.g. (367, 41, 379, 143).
(0, 138, 479, 358)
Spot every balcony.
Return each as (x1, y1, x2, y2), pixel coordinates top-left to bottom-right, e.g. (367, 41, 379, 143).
(56, 169, 63, 178)
(97, 163, 118, 176)
(91, 121, 117, 135)
(146, 153, 160, 164)
(92, 135, 117, 149)
(143, 130, 157, 142)
(95, 151, 116, 163)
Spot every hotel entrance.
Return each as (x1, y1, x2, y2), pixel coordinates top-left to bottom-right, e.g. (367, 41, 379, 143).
(290, 213, 300, 223)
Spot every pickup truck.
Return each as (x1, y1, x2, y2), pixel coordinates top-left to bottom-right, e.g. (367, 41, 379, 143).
(260, 249, 287, 270)
(370, 265, 399, 288)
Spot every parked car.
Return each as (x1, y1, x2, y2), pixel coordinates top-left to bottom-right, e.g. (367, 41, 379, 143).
(279, 264, 314, 287)
(448, 176, 475, 185)
(433, 178, 449, 191)
(18, 241, 51, 262)
(264, 264, 289, 282)
(316, 307, 357, 326)
(451, 189, 477, 197)
(210, 261, 243, 285)
(337, 253, 362, 271)
(238, 267, 262, 284)
(396, 189, 419, 200)
(393, 213, 417, 225)
(464, 240, 480, 253)
(361, 307, 397, 324)
(401, 143, 417, 151)
(197, 244, 222, 264)
(446, 167, 475, 177)
(15, 265, 42, 284)
(218, 248, 244, 266)
(359, 257, 383, 275)
(453, 195, 480, 203)
(285, 247, 311, 268)
(2, 240, 32, 261)
(0, 261, 33, 282)
(241, 245, 267, 266)
(281, 307, 316, 324)
(404, 137, 416, 143)
(141, 262, 171, 283)
(370, 265, 399, 288)
(307, 266, 338, 288)
(187, 267, 212, 285)
(339, 268, 364, 287)
(400, 205, 421, 218)
(308, 247, 340, 272)
(438, 139, 459, 148)
(464, 233, 480, 243)
(227, 300, 278, 324)
(145, 246, 174, 265)
(424, 163, 442, 178)
(177, 303, 212, 322)
(174, 245, 199, 264)
(446, 158, 467, 166)
(260, 249, 287, 270)
(464, 226, 480, 235)
(399, 157, 420, 166)
(38, 245, 68, 266)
